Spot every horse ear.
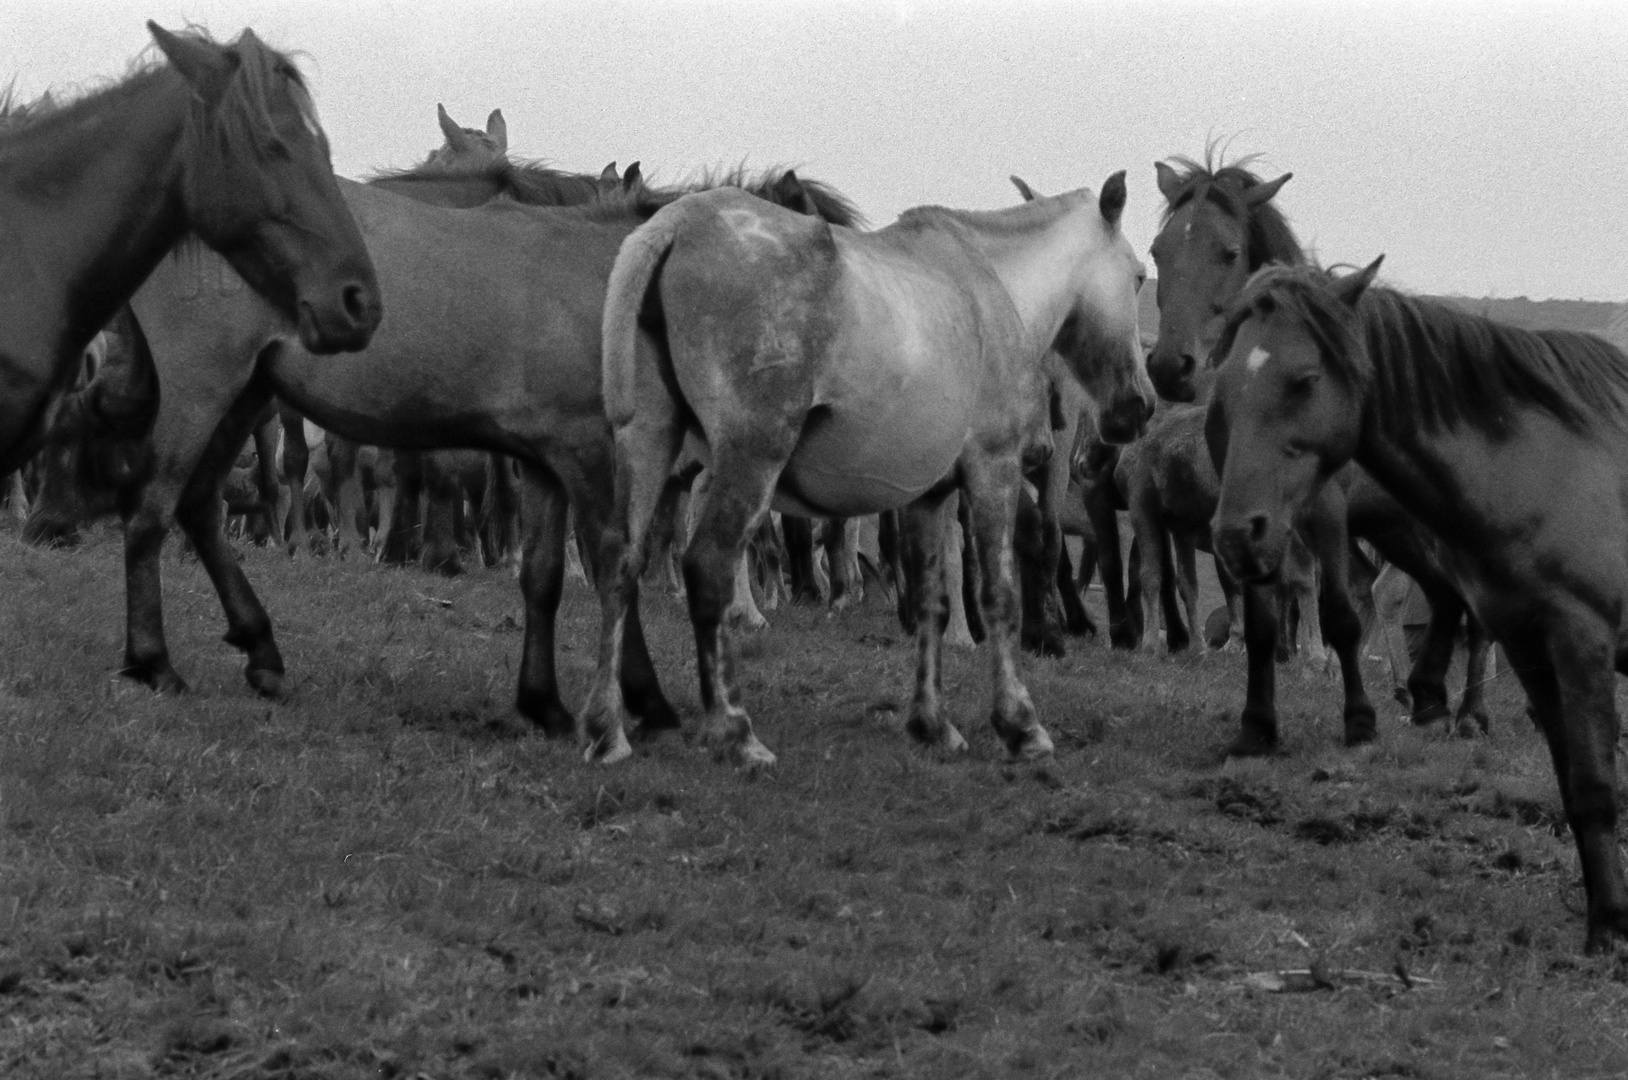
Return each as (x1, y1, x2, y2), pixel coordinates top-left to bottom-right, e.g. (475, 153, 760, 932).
(622, 161, 642, 190)
(773, 170, 819, 216)
(1335, 256, 1384, 307)
(437, 104, 472, 153)
(1154, 161, 1183, 205)
(1243, 172, 1292, 208)
(149, 22, 240, 107)
(1099, 170, 1128, 227)
(1010, 176, 1039, 202)
(485, 109, 508, 152)
(598, 162, 620, 194)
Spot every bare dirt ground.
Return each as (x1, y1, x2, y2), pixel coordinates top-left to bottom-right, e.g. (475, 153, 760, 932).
(3, 526, 1628, 1079)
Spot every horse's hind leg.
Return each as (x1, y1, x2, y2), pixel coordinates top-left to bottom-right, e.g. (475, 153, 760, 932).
(827, 516, 865, 612)
(1016, 485, 1064, 657)
(942, 494, 975, 648)
(512, 462, 575, 737)
(963, 452, 1052, 759)
(1173, 531, 1201, 652)
(1406, 581, 1462, 725)
(900, 492, 963, 750)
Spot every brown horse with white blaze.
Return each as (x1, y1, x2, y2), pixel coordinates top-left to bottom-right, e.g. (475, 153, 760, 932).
(587, 173, 1153, 768)
(1208, 258, 1628, 953)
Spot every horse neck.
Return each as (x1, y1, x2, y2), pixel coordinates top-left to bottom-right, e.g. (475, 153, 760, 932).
(0, 71, 193, 355)
(961, 202, 1096, 360)
(368, 173, 504, 209)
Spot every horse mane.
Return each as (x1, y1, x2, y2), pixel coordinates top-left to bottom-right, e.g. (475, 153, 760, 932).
(585, 164, 866, 228)
(0, 27, 322, 164)
(1160, 145, 1304, 271)
(366, 155, 603, 207)
(1225, 264, 1628, 439)
(897, 189, 1087, 236)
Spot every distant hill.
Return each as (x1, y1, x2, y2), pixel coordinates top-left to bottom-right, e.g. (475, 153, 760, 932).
(1137, 282, 1628, 351)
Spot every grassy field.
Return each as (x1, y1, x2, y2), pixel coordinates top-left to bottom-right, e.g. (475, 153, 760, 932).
(4, 524, 1628, 1079)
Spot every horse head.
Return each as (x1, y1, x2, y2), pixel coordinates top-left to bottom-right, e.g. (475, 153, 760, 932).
(1014, 172, 1152, 445)
(1147, 153, 1295, 403)
(150, 23, 381, 353)
(427, 103, 509, 169)
(1207, 258, 1381, 582)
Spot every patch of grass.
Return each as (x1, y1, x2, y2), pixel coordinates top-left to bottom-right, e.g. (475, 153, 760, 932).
(4, 527, 1628, 1077)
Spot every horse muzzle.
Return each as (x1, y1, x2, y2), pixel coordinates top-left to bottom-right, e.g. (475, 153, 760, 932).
(296, 277, 383, 355)
(1146, 347, 1199, 404)
(1098, 393, 1153, 445)
(1212, 513, 1287, 584)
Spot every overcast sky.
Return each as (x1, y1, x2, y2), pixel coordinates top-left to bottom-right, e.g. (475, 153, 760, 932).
(6, 2, 1625, 301)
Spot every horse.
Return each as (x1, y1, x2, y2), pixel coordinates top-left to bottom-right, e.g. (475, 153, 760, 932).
(1205, 258, 1628, 953)
(1144, 152, 1491, 748)
(36, 135, 862, 733)
(0, 22, 380, 471)
(584, 173, 1153, 768)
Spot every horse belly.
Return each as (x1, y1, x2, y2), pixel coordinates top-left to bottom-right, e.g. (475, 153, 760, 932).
(782, 396, 968, 516)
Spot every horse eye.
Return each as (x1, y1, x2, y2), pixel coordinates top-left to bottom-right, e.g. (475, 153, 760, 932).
(1221, 247, 1241, 266)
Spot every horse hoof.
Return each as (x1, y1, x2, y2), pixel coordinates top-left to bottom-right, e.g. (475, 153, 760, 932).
(1010, 727, 1055, 760)
(585, 727, 635, 765)
(1227, 716, 1278, 758)
(1453, 714, 1490, 739)
(629, 697, 683, 741)
(124, 664, 188, 696)
(246, 668, 282, 698)
(733, 736, 777, 771)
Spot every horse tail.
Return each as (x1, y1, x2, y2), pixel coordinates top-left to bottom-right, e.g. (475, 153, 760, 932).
(602, 204, 683, 428)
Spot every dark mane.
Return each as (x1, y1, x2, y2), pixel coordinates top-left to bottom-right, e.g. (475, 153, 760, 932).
(585, 164, 865, 228)
(1225, 265, 1628, 439)
(368, 157, 864, 228)
(1160, 145, 1304, 271)
(1, 28, 322, 165)
(366, 155, 603, 208)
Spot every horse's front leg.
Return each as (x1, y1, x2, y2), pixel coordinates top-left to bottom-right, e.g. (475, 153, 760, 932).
(1229, 583, 1282, 757)
(1454, 612, 1494, 736)
(963, 453, 1052, 759)
(1516, 623, 1628, 952)
(899, 492, 961, 750)
(174, 392, 286, 696)
(1302, 507, 1376, 746)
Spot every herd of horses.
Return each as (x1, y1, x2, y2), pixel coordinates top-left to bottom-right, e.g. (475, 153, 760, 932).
(6, 24, 1628, 953)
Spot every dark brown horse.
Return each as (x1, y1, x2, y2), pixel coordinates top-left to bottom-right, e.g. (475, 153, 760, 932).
(0, 23, 380, 471)
(40, 147, 861, 739)
(1145, 153, 1491, 748)
(1207, 258, 1628, 953)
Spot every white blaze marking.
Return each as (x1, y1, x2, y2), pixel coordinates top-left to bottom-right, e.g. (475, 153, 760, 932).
(1246, 346, 1271, 373)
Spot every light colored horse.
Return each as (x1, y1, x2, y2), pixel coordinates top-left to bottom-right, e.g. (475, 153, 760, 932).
(586, 174, 1154, 767)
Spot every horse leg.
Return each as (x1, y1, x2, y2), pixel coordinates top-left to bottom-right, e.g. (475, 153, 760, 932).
(420, 452, 463, 576)
(1367, 563, 1414, 705)
(781, 515, 822, 603)
(899, 493, 963, 750)
(174, 397, 286, 696)
(278, 408, 310, 553)
(963, 453, 1052, 759)
(5, 470, 27, 526)
(1286, 532, 1330, 670)
(121, 476, 190, 694)
(380, 451, 422, 565)
(681, 444, 790, 768)
(1407, 580, 1462, 726)
(955, 494, 985, 645)
(1016, 485, 1063, 657)
(1173, 531, 1201, 652)
(1303, 506, 1377, 747)
(323, 435, 368, 558)
(1511, 628, 1628, 952)
(514, 463, 575, 737)
(582, 400, 689, 764)
(1453, 612, 1494, 737)
(1057, 539, 1097, 638)
(1086, 485, 1133, 648)
(1229, 583, 1283, 757)
(942, 493, 976, 648)
(827, 516, 864, 612)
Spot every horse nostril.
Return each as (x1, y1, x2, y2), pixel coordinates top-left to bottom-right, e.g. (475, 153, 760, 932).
(341, 283, 369, 324)
(1248, 514, 1269, 544)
